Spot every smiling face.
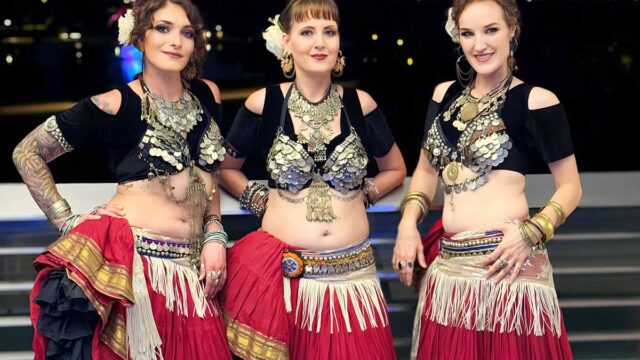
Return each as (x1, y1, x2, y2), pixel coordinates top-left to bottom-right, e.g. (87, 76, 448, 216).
(283, 17, 340, 77)
(139, 1, 195, 75)
(458, 0, 515, 78)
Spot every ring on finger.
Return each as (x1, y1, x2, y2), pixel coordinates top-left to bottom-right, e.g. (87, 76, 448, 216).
(498, 259, 508, 270)
(207, 271, 220, 281)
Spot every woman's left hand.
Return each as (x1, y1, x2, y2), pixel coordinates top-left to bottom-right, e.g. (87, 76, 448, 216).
(198, 242, 227, 298)
(479, 222, 532, 284)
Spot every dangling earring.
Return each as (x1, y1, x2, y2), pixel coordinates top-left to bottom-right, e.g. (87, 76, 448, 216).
(332, 50, 346, 77)
(281, 52, 295, 79)
(508, 38, 519, 72)
(455, 48, 475, 86)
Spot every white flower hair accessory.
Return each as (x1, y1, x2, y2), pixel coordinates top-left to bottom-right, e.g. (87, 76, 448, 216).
(445, 7, 460, 43)
(263, 15, 285, 60)
(118, 9, 135, 45)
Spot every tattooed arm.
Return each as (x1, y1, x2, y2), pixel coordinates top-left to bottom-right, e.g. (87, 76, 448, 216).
(11, 90, 121, 229)
(12, 120, 71, 228)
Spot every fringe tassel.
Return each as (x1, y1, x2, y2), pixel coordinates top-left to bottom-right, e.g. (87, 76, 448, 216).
(294, 274, 387, 334)
(283, 276, 292, 313)
(425, 263, 562, 336)
(410, 273, 429, 360)
(126, 251, 164, 360)
(145, 256, 212, 318)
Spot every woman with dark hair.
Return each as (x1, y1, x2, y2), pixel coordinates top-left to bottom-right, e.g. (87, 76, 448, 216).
(219, 0, 405, 358)
(13, 0, 232, 358)
(394, 0, 580, 358)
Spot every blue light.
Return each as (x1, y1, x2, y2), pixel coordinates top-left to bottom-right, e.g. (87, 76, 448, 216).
(119, 45, 142, 82)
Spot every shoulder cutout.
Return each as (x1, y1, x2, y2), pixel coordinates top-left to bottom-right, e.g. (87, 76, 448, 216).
(528, 86, 560, 110)
(90, 89, 121, 116)
(201, 78, 221, 104)
(244, 88, 267, 115)
(356, 89, 378, 116)
(432, 81, 456, 103)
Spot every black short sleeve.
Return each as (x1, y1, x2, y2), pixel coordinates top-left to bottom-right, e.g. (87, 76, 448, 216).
(55, 97, 115, 150)
(364, 107, 395, 157)
(527, 104, 574, 163)
(422, 99, 441, 140)
(224, 104, 262, 158)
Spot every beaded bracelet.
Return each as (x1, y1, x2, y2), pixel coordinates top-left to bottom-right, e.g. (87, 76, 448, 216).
(58, 214, 80, 235)
(240, 182, 269, 218)
(203, 214, 223, 231)
(362, 180, 380, 209)
(202, 230, 229, 248)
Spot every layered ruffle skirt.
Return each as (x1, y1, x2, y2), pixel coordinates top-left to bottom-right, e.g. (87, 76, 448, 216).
(30, 216, 231, 360)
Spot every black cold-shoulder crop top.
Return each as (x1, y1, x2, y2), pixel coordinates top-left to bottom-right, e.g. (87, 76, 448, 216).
(422, 81, 574, 176)
(52, 79, 225, 183)
(224, 85, 395, 193)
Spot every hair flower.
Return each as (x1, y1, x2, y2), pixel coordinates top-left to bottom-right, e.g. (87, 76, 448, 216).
(118, 9, 135, 45)
(263, 14, 285, 60)
(445, 8, 460, 44)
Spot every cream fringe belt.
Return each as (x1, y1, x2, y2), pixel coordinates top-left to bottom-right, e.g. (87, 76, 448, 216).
(411, 229, 562, 357)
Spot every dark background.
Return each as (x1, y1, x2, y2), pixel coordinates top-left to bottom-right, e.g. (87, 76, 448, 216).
(1, 0, 638, 183)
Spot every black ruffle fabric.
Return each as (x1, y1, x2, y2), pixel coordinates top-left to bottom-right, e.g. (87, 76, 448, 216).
(34, 270, 99, 360)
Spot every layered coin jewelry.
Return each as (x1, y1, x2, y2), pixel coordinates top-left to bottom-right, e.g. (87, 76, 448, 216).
(443, 73, 511, 131)
(422, 75, 514, 209)
(288, 83, 342, 162)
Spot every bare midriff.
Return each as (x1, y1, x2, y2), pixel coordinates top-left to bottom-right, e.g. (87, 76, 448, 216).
(107, 167, 215, 239)
(261, 188, 369, 251)
(441, 167, 529, 233)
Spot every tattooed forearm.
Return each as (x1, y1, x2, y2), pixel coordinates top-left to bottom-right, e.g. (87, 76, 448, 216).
(12, 123, 71, 223)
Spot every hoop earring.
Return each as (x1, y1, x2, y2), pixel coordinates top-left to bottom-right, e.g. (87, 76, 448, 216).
(332, 50, 346, 77)
(455, 54, 475, 86)
(280, 52, 295, 79)
(508, 39, 519, 72)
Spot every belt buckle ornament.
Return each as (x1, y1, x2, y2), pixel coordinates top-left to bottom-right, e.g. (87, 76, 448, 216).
(282, 250, 304, 278)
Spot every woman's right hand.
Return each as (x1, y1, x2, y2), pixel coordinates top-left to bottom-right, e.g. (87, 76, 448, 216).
(392, 220, 427, 286)
(55, 204, 126, 230)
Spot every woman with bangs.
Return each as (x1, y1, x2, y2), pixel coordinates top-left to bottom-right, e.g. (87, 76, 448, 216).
(219, 0, 404, 359)
(14, 0, 232, 358)
(394, 0, 580, 358)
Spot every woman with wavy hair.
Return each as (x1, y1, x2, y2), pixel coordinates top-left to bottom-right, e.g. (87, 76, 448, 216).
(394, 0, 580, 358)
(219, 0, 405, 358)
(13, 0, 231, 358)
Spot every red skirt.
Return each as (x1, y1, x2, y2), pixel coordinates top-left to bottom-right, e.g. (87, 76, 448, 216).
(220, 230, 396, 360)
(413, 223, 573, 360)
(30, 216, 231, 360)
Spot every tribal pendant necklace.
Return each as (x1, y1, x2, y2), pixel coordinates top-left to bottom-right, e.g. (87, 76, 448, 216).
(443, 73, 510, 131)
(288, 83, 342, 162)
(138, 76, 210, 247)
(305, 173, 338, 222)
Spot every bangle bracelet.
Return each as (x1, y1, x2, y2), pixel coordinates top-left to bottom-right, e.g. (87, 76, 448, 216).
(543, 201, 567, 226)
(531, 212, 555, 242)
(45, 199, 71, 221)
(518, 222, 536, 248)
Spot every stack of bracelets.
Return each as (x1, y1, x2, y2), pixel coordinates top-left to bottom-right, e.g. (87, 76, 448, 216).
(240, 181, 269, 218)
(519, 201, 567, 247)
(45, 199, 79, 235)
(202, 214, 228, 248)
(362, 179, 380, 209)
(400, 191, 432, 223)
